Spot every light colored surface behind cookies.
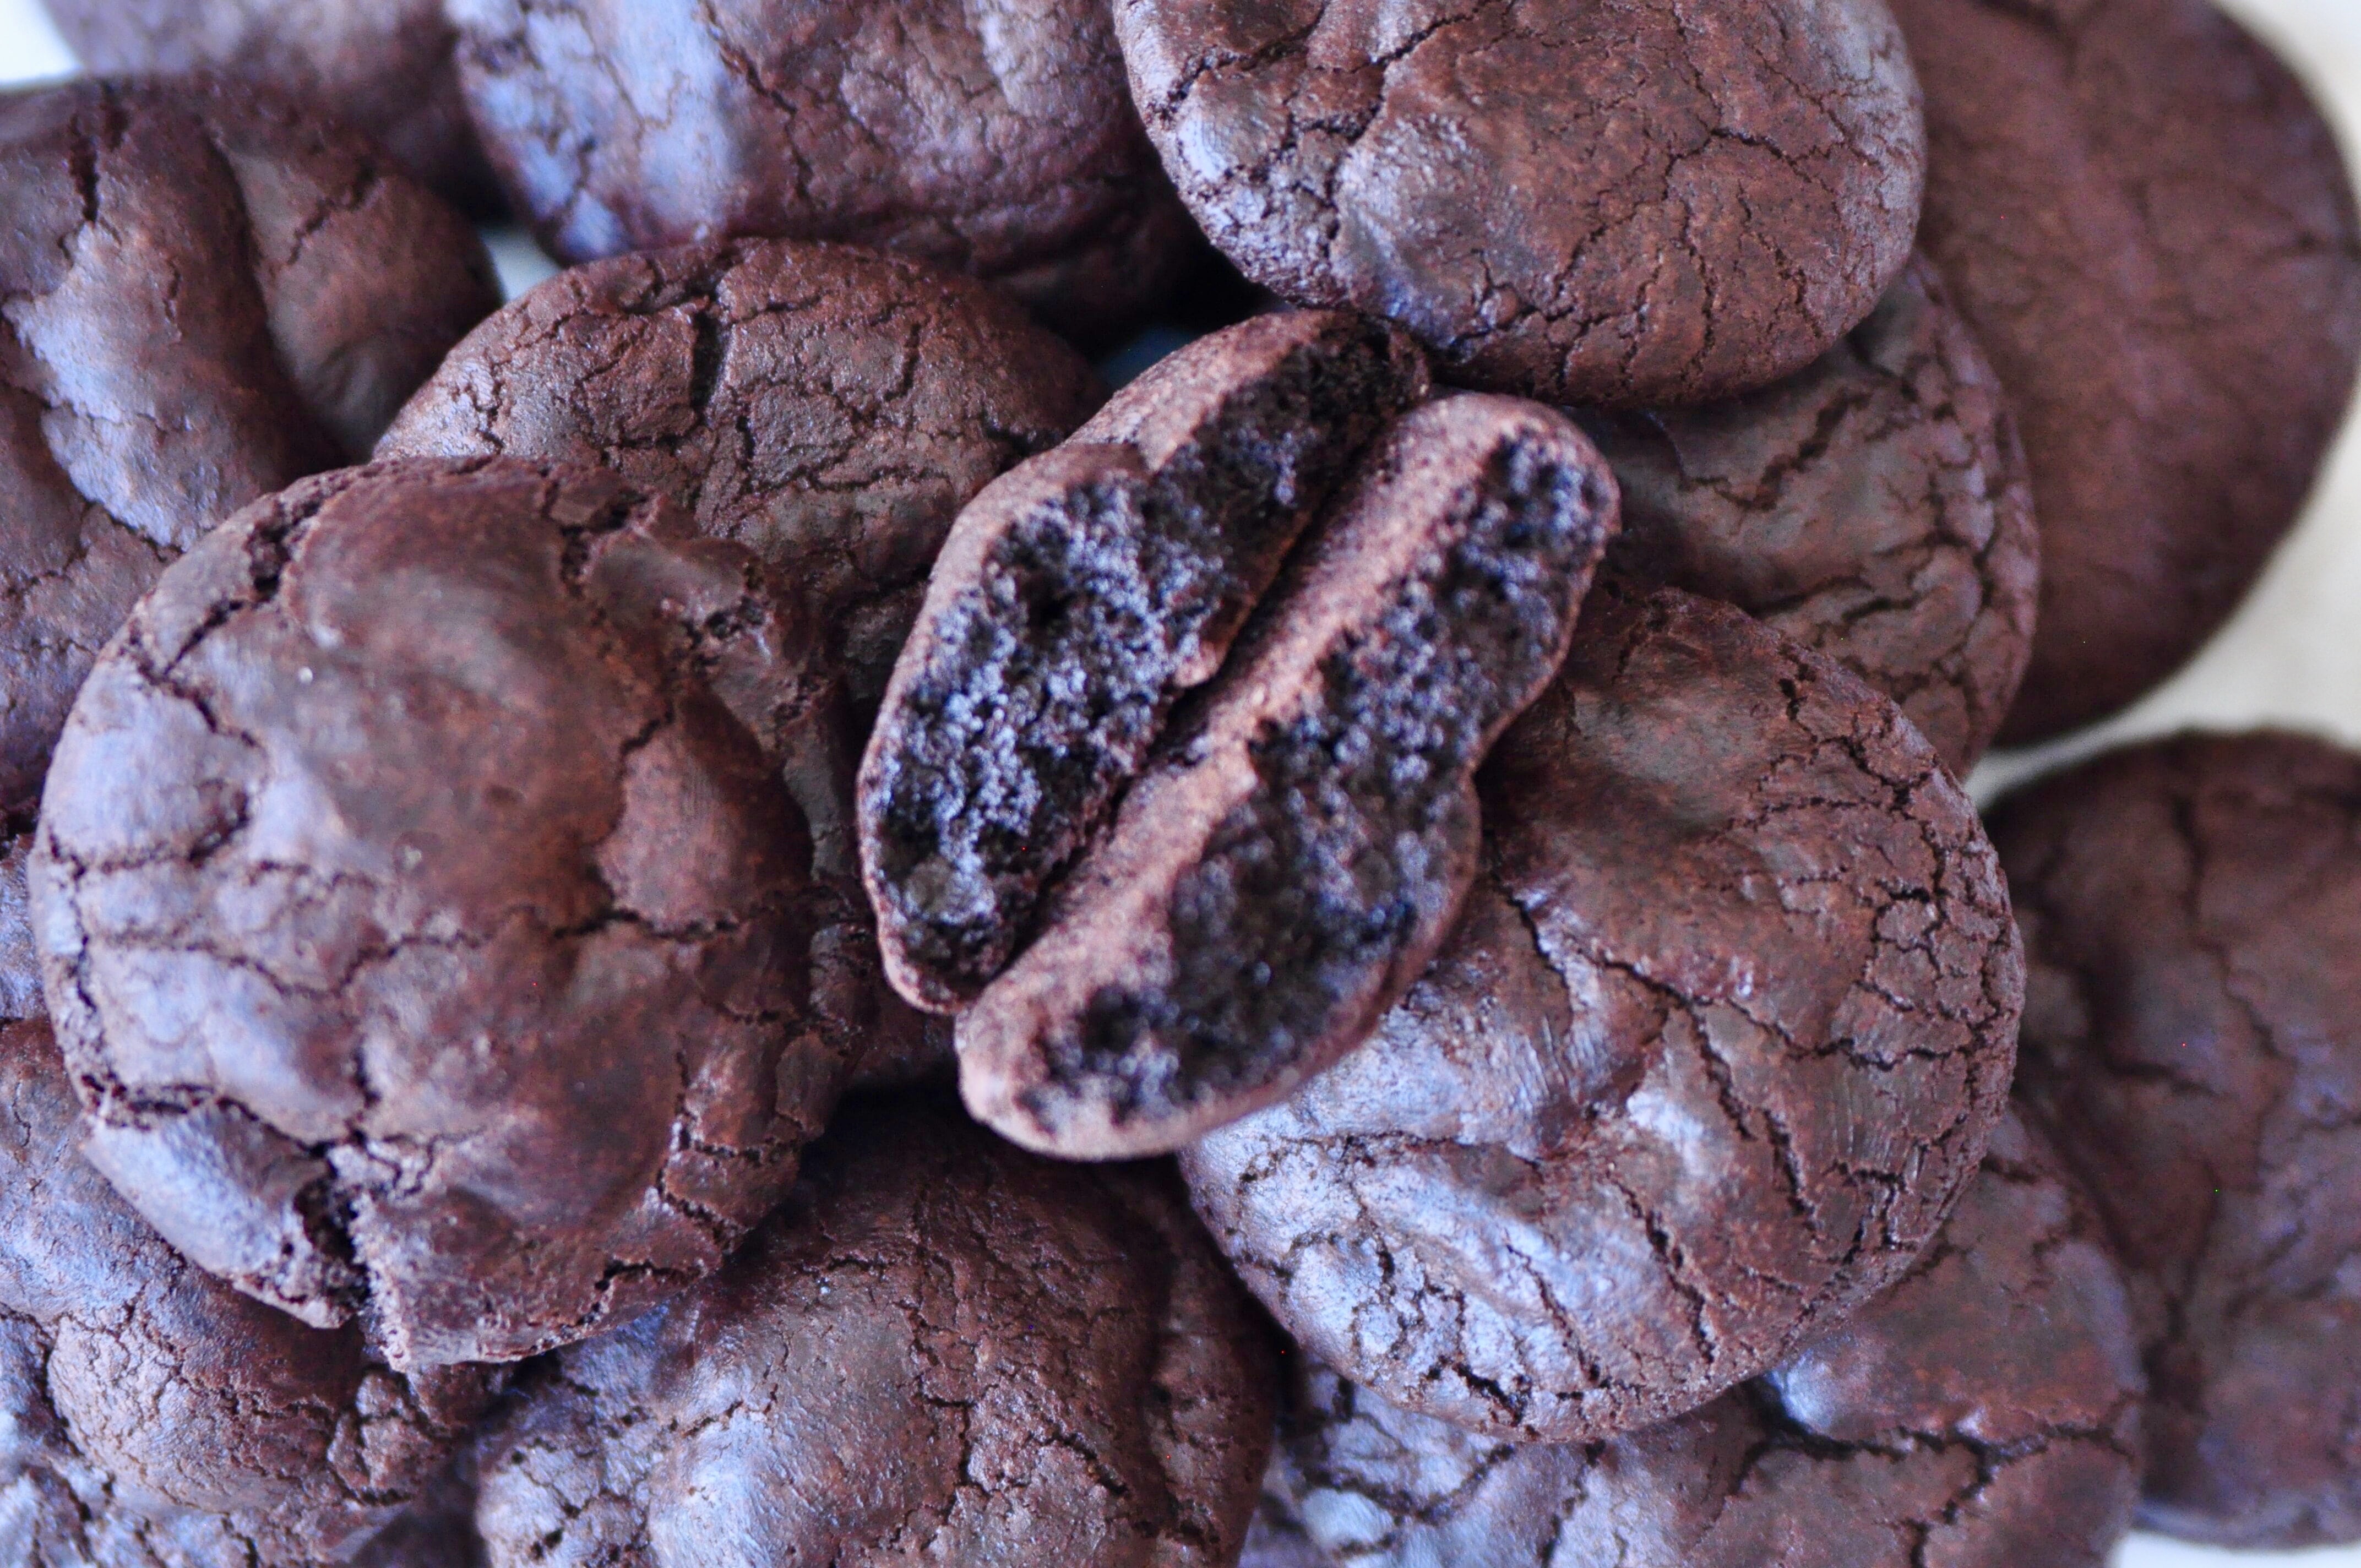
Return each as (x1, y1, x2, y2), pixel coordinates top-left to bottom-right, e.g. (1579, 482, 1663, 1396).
(0, 0, 2356, 1560)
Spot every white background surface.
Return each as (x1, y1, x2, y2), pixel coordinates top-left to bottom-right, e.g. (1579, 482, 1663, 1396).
(2, 0, 2358, 1561)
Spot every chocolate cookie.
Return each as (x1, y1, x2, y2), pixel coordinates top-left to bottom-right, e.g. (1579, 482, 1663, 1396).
(1993, 732, 2361, 1546)
(1889, 0, 2361, 743)
(0, 79, 499, 813)
(859, 312, 1430, 1014)
(1185, 585, 2022, 1442)
(447, 0, 1195, 342)
(39, 0, 496, 209)
(0, 1019, 502, 1567)
(951, 394, 1618, 1158)
(1577, 254, 2039, 774)
(379, 239, 1101, 785)
(30, 459, 833, 1373)
(469, 1096, 1276, 1566)
(1243, 1110, 2142, 1567)
(1116, 0, 1925, 407)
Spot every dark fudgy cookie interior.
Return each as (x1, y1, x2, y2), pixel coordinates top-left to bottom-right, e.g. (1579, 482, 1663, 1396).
(1244, 1110, 2142, 1567)
(860, 312, 1429, 1012)
(0, 78, 498, 812)
(448, 0, 1195, 341)
(470, 1096, 1276, 1567)
(1116, 0, 1926, 406)
(1994, 732, 2361, 1547)
(1580, 253, 2040, 774)
(32, 459, 830, 1373)
(1891, 0, 2361, 743)
(1185, 584, 2022, 1442)
(1, 1019, 501, 1568)
(959, 393, 1618, 1158)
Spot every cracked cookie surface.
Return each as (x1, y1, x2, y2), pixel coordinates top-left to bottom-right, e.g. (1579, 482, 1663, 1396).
(39, 0, 497, 209)
(447, 0, 1195, 342)
(1184, 584, 2022, 1443)
(1240, 1109, 2142, 1567)
(30, 458, 832, 1374)
(469, 1095, 1276, 1567)
(380, 238, 1100, 747)
(1578, 254, 2038, 774)
(0, 1018, 502, 1567)
(860, 312, 1430, 1015)
(1889, 0, 2361, 743)
(1115, 0, 1925, 407)
(1993, 732, 2361, 1547)
(0, 78, 499, 814)
(956, 393, 1618, 1159)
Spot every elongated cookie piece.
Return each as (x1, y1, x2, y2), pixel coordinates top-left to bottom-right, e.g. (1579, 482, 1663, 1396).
(958, 394, 1619, 1158)
(860, 312, 1429, 1012)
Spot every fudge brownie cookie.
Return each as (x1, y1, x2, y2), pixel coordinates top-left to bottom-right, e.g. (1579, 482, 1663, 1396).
(1244, 1111, 2142, 1567)
(39, 0, 496, 209)
(955, 394, 1618, 1158)
(1187, 585, 2022, 1442)
(380, 239, 1101, 758)
(860, 312, 1429, 1014)
(0, 79, 499, 812)
(1579, 255, 2039, 773)
(31, 459, 833, 1373)
(1116, 0, 1926, 407)
(1889, 0, 2361, 743)
(1993, 732, 2361, 1546)
(470, 1096, 1276, 1566)
(0, 1019, 502, 1567)
(447, 0, 1194, 342)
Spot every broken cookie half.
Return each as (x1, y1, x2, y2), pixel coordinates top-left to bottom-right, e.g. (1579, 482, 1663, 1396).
(861, 322, 1620, 1159)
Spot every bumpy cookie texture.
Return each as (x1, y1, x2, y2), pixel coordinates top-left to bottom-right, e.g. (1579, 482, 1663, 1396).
(1993, 733, 2361, 1547)
(1, 813, 39, 1022)
(39, 0, 497, 209)
(380, 240, 1100, 737)
(0, 1020, 502, 1568)
(31, 459, 832, 1374)
(1578, 254, 2038, 774)
(1117, 0, 1924, 407)
(470, 1096, 1277, 1566)
(1187, 585, 2022, 1442)
(960, 394, 1617, 1159)
(1242, 1111, 2142, 1567)
(0, 79, 499, 813)
(448, 0, 1195, 342)
(1890, 0, 2361, 744)
(861, 313, 1430, 1013)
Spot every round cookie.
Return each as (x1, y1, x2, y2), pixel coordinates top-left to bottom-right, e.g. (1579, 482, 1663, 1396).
(1115, 0, 1926, 407)
(1992, 732, 2361, 1547)
(0, 1018, 502, 1568)
(447, 0, 1195, 342)
(1887, 0, 2361, 743)
(1577, 254, 2039, 774)
(0, 78, 499, 813)
(380, 242, 1100, 1097)
(1183, 585, 2023, 1444)
(469, 1095, 1276, 1566)
(1243, 1110, 2144, 1567)
(30, 459, 834, 1374)
(379, 239, 1101, 747)
(39, 0, 496, 209)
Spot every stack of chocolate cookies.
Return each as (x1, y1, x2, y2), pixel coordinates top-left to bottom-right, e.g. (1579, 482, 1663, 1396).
(3, 0, 2359, 1564)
